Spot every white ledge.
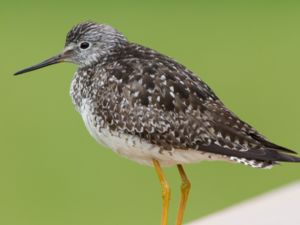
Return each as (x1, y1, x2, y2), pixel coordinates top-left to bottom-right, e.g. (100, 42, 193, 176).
(187, 182, 300, 225)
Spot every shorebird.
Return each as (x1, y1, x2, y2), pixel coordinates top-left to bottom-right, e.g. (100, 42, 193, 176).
(15, 22, 300, 225)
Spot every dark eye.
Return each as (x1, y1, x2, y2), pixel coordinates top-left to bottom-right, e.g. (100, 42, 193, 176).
(80, 42, 90, 49)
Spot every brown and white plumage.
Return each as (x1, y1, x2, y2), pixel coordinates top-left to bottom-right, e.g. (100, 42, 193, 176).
(14, 21, 300, 225)
(66, 22, 300, 168)
(15, 22, 300, 168)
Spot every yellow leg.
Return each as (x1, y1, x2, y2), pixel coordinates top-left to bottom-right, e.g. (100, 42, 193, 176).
(176, 165, 191, 225)
(153, 159, 171, 225)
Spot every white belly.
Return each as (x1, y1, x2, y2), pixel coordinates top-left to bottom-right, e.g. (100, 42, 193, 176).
(80, 103, 227, 167)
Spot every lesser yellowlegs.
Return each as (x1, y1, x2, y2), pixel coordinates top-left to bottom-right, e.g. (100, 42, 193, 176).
(14, 22, 300, 225)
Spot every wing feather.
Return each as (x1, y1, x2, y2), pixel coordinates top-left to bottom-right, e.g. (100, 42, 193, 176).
(95, 43, 299, 164)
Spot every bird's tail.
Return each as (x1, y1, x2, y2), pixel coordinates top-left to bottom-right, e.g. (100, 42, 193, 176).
(230, 147, 300, 169)
(201, 143, 300, 168)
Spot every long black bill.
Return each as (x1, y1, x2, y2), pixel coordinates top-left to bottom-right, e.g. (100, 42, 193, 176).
(14, 54, 65, 76)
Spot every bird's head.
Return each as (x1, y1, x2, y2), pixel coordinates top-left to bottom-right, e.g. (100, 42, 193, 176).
(14, 22, 127, 75)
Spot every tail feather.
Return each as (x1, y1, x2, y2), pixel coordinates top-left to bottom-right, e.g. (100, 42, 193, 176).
(200, 143, 300, 167)
(229, 156, 276, 168)
(249, 132, 297, 154)
(229, 149, 300, 169)
(271, 150, 300, 163)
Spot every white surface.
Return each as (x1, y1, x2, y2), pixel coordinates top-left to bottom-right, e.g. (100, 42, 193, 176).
(187, 182, 300, 225)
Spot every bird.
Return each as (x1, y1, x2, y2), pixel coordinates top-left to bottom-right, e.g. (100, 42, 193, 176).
(14, 21, 300, 225)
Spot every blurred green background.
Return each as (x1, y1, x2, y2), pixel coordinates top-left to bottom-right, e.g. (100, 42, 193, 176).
(1, 0, 300, 225)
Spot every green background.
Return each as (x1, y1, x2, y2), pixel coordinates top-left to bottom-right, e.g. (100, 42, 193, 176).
(1, 1, 300, 225)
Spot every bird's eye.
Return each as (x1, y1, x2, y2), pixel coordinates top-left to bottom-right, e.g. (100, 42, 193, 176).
(80, 42, 90, 49)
